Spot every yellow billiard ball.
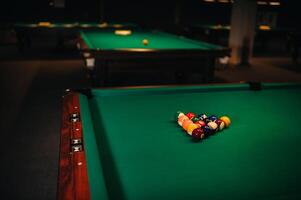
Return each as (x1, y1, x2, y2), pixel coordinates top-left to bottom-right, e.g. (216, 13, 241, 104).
(220, 116, 231, 127)
(142, 39, 148, 46)
(186, 123, 199, 135)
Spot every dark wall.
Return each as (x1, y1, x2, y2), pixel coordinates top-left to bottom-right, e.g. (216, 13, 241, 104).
(103, 0, 232, 26)
(0, 0, 300, 30)
(0, 0, 99, 22)
(104, 0, 175, 27)
(278, 0, 301, 29)
(0, 0, 232, 25)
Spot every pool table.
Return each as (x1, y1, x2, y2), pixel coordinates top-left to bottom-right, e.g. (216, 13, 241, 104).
(14, 22, 136, 51)
(77, 29, 229, 86)
(58, 82, 301, 200)
(187, 24, 292, 49)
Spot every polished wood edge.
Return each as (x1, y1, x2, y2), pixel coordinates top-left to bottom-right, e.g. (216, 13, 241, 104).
(57, 93, 91, 200)
(79, 47, 230, 59)
(83, 81, 247, 90)
(77, 36, 90, 52)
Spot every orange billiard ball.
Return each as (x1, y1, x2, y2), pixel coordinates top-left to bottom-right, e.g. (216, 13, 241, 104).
(142, 39, 148, 46)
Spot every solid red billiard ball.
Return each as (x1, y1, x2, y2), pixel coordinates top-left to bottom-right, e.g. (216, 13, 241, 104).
(195, 120, 206, 128)
(186, 112, 195, 119)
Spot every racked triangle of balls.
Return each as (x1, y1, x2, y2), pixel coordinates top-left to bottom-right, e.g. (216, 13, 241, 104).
(176, 112, 231, 141)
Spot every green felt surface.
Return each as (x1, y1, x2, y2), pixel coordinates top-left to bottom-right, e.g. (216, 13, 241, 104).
(80, 30, 223, 50)
(80, 83, 301, 200)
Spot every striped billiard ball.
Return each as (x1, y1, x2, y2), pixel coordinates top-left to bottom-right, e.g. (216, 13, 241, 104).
(197, 114, 207, 121)
(207, 121, 218, 132)
(215, 119, 225, 131)
(176, 111, 185, 119)
(178, 115, 189, 126)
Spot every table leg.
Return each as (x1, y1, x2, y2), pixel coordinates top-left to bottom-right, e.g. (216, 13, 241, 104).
(15, 29, 31, 52)
(94, 60, 108, 86)
(56, 31, 64, 49)
(203, 58, 215, 83)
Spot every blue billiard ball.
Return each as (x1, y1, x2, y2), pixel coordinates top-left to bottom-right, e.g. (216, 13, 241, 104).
(208, 115, 218, 122)
(202, 125, 213, 137)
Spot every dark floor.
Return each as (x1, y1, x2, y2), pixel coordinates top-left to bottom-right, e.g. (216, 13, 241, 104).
(0, 44, 301, 199)
(0, 52, 89, 199)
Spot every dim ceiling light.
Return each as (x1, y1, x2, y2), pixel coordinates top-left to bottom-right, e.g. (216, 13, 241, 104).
(218, 0, 229, 3)
(114, 30, 132, 36)
(259, 25, 271, 30)
(270, 2, 281, 6)
(38, 22, 51, 26)
(257, 1, 268, 5)
(203, 0, 215, 2)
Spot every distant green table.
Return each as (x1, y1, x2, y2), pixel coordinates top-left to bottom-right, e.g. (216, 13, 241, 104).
(14, 22, 136, 29)
(58, 82, 301, 200)
(188, 24, 293, 49)
(14, 22, 136, 51)
(78, 29, 229, 85)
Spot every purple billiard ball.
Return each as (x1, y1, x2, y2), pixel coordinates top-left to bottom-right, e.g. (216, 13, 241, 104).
(191, 128, 205, 141)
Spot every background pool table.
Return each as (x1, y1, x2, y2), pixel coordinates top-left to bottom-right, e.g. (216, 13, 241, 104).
(58, 83, 301, 200)
(186, 24, 293, 51)
(78, 29, 229, 86)
(14, 22, 136, 51)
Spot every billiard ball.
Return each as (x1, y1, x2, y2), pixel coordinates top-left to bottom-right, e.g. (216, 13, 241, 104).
(220, 116, 231, 127)
(176, 111, 185, 119)
(142, 39, 148, 45)
(178, 115, 189, 126)
(192, 117, 199, 123)
(215, 119, 225, 131)
(202, 125, 213, 136)
(208, 115, 218, 122)
(186, 123, 199, 135)
(207, 121, 218, 131)
(186, 112, 195, 120)
(204, 118, 211, 124)
(195, 120, 206, 128)
(191, 128, 205, 140)
(197, 114, 207, 121)
(182, 120, 193, 131)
